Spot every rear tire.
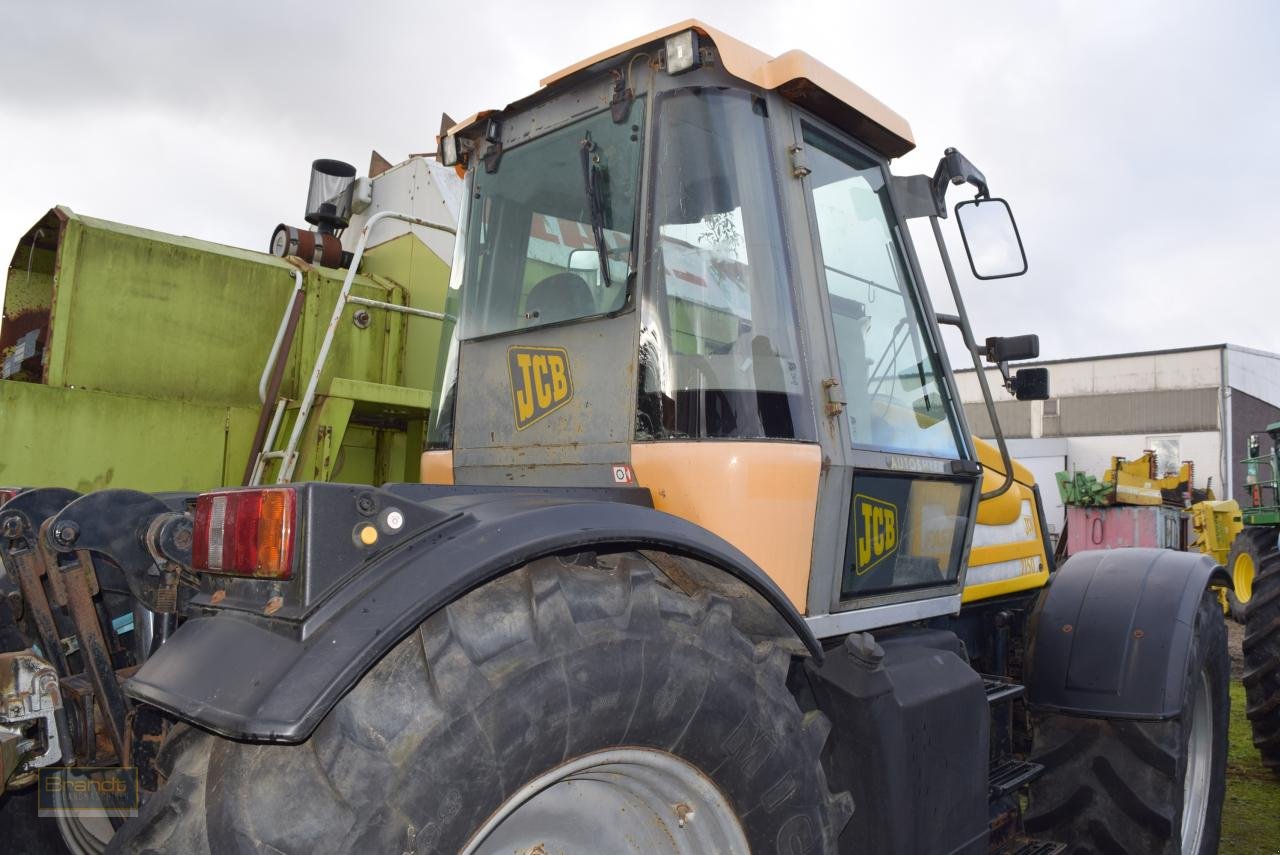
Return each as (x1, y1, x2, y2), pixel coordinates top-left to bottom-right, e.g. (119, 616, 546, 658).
(0, 786, 70, 854)
(108, 552, 852, 853)
(1025, 589, 1228, 854)
(1242, 526, 1280, 774)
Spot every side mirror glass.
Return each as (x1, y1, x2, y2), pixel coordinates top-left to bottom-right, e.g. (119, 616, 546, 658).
(1010, 367, 1050, 401)
(955, 198, 1027, 280)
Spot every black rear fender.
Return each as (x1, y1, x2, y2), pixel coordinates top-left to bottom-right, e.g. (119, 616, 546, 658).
(121, 484, 818, 742)
(1026, 547, 1230, 719)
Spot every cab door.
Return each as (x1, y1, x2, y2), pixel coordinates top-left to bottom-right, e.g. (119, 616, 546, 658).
(788, 115, 981, 632)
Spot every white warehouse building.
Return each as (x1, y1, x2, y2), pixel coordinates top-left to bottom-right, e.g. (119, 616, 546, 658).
(954, 344, 1280, 540)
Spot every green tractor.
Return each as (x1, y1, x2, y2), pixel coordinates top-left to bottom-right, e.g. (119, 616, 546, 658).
(1228, 424, 1280, 773)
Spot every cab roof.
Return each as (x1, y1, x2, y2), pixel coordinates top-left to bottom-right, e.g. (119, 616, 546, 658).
(451, 20, 915, 159)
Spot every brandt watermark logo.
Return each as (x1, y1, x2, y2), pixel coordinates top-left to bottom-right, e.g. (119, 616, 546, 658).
(38, 766, 139, 818)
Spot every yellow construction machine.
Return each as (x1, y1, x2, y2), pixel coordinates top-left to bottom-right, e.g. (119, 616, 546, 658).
(1189, 498, 1245, 616)
(0, 21, 1230, 854)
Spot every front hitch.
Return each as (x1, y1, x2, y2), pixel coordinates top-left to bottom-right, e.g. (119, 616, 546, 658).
(0, 488, 191, 769)
(0, 649, 68, 790)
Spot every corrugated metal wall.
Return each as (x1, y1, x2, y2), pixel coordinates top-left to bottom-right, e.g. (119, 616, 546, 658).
(963, 387, 1220, 439)
(964, 401, 1029, 438)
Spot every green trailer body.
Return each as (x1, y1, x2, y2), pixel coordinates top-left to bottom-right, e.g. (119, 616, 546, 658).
(0, 205, 450, 492)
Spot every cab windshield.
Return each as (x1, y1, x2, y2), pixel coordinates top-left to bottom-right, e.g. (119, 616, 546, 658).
(455, 104, 644, 339)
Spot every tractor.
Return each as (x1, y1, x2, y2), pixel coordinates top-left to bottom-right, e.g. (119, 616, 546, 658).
(0, 21, 1230, 854)
(1226, 425, 1280, 773)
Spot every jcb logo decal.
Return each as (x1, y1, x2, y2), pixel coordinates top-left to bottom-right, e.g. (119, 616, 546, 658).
(854, 495, 898, 575)
(508, 346, 573, 430)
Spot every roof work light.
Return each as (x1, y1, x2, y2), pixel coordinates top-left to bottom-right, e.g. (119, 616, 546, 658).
(664, 29, 702, 75)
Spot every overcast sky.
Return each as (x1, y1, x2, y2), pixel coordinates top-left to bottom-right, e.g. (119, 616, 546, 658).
(3, 0, 1276, 362)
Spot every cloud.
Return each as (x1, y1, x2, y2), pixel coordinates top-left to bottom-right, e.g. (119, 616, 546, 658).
(2, 0, 1277, 361)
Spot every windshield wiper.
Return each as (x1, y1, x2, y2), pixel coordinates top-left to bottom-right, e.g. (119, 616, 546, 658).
(579, 130, 613, 288)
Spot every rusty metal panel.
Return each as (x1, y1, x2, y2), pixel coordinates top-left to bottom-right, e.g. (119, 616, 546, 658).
(0, 380, 250, 492)
(1, 207, 453, 492)
(1065, 505, 1185, 555)
(1, 210, 61, 382)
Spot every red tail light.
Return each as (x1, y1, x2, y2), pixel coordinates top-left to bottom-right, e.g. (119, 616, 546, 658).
(192, 489, 297, 579)
(0, 488, 22, 507)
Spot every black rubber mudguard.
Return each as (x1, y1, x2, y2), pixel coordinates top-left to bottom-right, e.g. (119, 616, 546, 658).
(1026, 547, 1230, 719)
(123, 485, 819, 743)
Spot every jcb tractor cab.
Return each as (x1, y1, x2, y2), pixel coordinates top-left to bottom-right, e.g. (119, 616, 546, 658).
(1, 21, 1229, 855)
(426, 22, 1037, 622)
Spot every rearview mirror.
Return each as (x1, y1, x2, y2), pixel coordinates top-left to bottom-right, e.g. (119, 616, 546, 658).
(1010, 367, 1050, 401)
(983, 334, 1039, 364)
(955, 198, 1027, 280)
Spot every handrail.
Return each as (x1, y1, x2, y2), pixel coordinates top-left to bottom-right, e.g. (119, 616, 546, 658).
(275, 210, 457, 483)
(259, 268, 306, 404)
(929, 215, 1015, 502)
(248, 400, 289, 486)
(346, 295, 449, 321)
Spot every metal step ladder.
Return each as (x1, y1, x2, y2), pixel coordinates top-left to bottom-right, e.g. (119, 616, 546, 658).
(985, 675, 1045, 797)
(984, 675, 1027, 705)
(248, 210, 454, 486)
(989, 757, 1045, 800)
(983, 675, 1065, 852)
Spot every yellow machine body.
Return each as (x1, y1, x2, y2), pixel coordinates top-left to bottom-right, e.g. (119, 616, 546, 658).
(964, 438, 1052, 603)
(1189, 499, 1243, 566)
(1104, 452, 1208, 506)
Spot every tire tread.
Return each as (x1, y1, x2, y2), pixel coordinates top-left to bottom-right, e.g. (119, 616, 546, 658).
(1025, 590, 1228, 855)
(1241, 529, 1280, 773)
(109, 552, 851, 854)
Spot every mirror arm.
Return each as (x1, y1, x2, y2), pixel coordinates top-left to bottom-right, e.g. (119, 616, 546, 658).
(931, 147, 990, 215)
(996, 360, 1014, 395)
(974, 342, 1016, 394)
(975, 340, 1018, 396)
(929, 215, 1015, 502)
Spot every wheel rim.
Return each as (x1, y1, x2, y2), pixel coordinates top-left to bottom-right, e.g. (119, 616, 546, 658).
(51, 787, 114, 855)
(461, 747, 749, 855)
(1233, 551, 1255, 603)
(1180, 669, 1213, 854)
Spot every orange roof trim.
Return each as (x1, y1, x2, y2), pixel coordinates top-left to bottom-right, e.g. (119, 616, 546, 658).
(451, 20, 914, 157)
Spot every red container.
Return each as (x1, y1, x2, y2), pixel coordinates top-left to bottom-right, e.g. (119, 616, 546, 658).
(1065, 505, 1186, 557)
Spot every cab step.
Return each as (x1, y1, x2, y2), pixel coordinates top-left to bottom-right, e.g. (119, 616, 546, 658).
(988, 757, 1044, 799)
(995, 838, 1067, 855)
(984, 676, 1026, 705)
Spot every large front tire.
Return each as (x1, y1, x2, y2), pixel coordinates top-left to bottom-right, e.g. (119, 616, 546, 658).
(1226, 526, 1272, 622)
(1025, 589, 1228, 854)
(1242, 526, 1280, 773)
(109, 552, 851, 853)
